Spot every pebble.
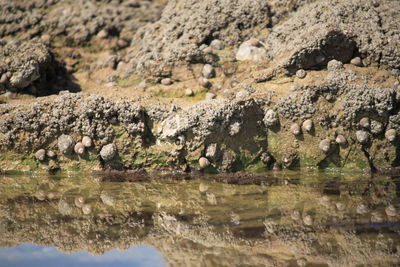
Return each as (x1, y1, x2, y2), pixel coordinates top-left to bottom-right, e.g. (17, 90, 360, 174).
(385, 129, 397, 142)
(82, 136, 93, 148)
(296, 69, 306, 79)
(185, 88, 194, 96)
(97, 29, 108, 39)
(205, 92, 216, 100)
(35, 149, 46, 161)
(291, 210, 301, 220)
(290, 123, 301, 136)
(202, 64, 215, 79)
(303, 215, 313, 226)
(82, 204, 92, 215)
(335, 134, 347, 146)
(58, 135, 75, 155)
(199, 157, 210, 169)
(263, 109, 279, 127)
(47, 150, 56, 159)
(302, 119, 313, 132)
(356, 130, 369, 145)
(117, 39, 129, 49)
(235, 90, 250, 99)
(319, 139, 331, 153)
(198, 77, 211, 88)
(74, 196, 85, 208)
(350, 57, 363, 67)
(327, 59, 344, 71)
(0, 73, 7, 84)
(100, 143, 117, 161)
(74, 142, 85, 155)
(359, 117, 370, 129)
(356, 203, 368, 214)
(161, 78, 173, 85)
(385, 205, 397, 217)
(210, 39, 224, 50)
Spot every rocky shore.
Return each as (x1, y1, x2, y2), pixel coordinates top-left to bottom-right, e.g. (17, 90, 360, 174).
(0, 0, 399, 174)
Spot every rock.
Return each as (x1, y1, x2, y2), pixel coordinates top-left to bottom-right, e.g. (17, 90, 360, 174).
(235, 90, 250, 99)
(202, 64, 215, 79)
(350, 57, 363, 67)
(82, 136, 93, 148)
(74, 197, 85, 208)
(198, 77, 211, 88)
(199, 157, 210, 169)
(205, 92, 216, 100)
(356, 130, 369, 145)
(263, 109, 279, 127)
(302, 119, 313, 132)
(359, 117, 370, 129)
(356, 203, 368, 214)
(205, 144, 218, 160)
(229, 122, 241, 136)
(385, 205, 397, 217)
(291, 210, 301, 220)
(100, 192, 115, 206)
(47, 150, 56, 159)
(202, 47, 213, 54)
(0, 73, 7, 84)
(41, 34, 51, 44)
(385, 129, 397, 142)
(161, 78, 173, 85)
(370, 120, 383, 135)
(100, 143, 117, 161)
(117, 39, 129, 49)
(303, 215, 313, 226)
(210, 39, 224, 50)
(199, 183, 209, 193)
(185, 88, 194, 96)
(82, 204, 92, 215)
(236, 39, 266, 61)
(335, 135, 347, 146)
(319, 139, 331, 153)
(336, 202, 346, 211)
(35, 190, 46, 201)
(74, 142, 85, 155)
(327, 59, 344, 71)
(35, 149, 46, 161)
(296, 69, 307, 79)
(290, 123, 301, 136)
(58, 135, 75, 155)
(97, 29, 108, 39)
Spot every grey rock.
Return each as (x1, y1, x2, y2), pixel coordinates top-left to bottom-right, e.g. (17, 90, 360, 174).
(327, 60, 344, 71)
(58, 135, 75, 155)
(74, 142, 85, 155)
(263, 109, 279, 127)
(236, 39, 267, 62)
(290, 123, 301, 136)
(296, 69, 307, 79)
(100, 143, 117, 161)
(202, 64, 216, 79)
(319, 139, 331, 153)
(82, 136, 93, 148)
(210, 39, 224, 50)
(35, 149, 46, 161)
(356, 130, 369, 144)
(385, 129, 397, 142)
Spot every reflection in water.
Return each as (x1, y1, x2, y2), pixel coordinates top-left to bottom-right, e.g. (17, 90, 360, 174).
(0, 171, 399, 266)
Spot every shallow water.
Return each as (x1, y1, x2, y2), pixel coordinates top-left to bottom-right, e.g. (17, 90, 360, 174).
(0, 171, 399, 267)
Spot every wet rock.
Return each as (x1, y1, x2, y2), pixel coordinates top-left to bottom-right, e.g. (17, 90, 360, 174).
(356, 130, 369, 145)
(202, 64, 215, 79)
(74, 197, 85, 208)
(82, 204, 92, 215)
(302, 119, 313, 132)
(236, 39, 266, 62)
(100, 143, 117, 161)
(385, 205, 397, 217)
(296, 69, 307, 79)
(185, 88, 194, 96)
(303, 215, 313, 226)
(74, 142, 85, 155)
(161, 78, 173, 85)
(263, 109, 279, 127)
(82, 136, 93, 148)
(35, 149, 46, 161)
(359, 117, 370, 129)
(290, 123, 301, 136)
(199, 157, 210, 169)
(319, 139, 331, 153)
(335, 135, 347, 146)
(350, 57, 363, 67)
(58, 135, 75, 155)
(210, 39, 224, 50)
(327, 59, 344, 71)
(385, 129, 397, 142)
(198, 77, 211, 88)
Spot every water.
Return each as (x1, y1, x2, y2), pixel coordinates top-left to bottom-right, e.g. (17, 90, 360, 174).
(0, 171, 399, 266)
